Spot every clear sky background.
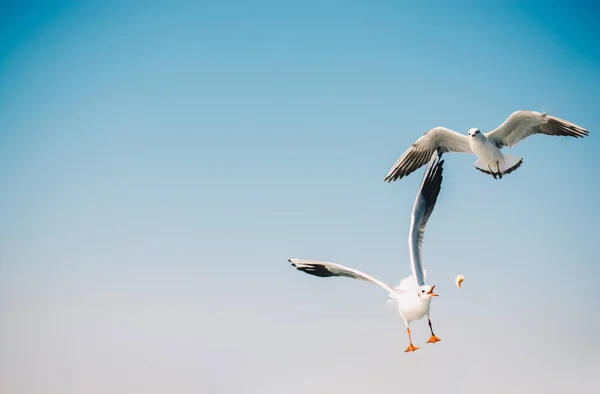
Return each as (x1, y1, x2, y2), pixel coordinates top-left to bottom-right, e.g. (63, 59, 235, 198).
(1, 1, 599, 393)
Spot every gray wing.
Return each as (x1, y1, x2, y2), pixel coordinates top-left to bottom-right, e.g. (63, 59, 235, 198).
(288, 258, 394, 294)
(408, 151, 444, 287)
(384, 127, 470, 182)
(485, 110, 589, 148)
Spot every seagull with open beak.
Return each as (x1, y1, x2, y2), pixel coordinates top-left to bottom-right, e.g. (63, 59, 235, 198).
(288, 151, 445, 352)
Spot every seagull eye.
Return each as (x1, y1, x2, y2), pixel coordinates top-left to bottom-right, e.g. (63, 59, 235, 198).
(421, 290, 425, 293)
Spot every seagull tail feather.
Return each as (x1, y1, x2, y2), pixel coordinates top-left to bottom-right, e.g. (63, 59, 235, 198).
(473, 155, 523, 177)
(499, 154, 523, 175)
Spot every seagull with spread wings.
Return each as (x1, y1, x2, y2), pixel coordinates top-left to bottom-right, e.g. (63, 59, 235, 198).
(289, 151, 445, 353)
(384, 110, 589, 181)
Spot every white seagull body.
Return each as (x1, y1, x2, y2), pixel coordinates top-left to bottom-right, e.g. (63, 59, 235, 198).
(289, 151, 445, 352)
(384, 110, 589, 181)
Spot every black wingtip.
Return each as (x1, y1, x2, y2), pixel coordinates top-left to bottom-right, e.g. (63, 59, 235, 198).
(295, 263, 335, 278)
(384, 172, 403, 183)
(422, 153, 444, 190)
(419, 152, 445, 221)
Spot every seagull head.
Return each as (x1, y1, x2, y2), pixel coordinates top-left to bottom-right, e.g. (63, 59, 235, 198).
(468, 128, 481, 138)
(418, 285, 438, 298)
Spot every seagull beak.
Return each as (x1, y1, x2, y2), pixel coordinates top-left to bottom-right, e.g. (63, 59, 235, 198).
(427, 285, 439, 297)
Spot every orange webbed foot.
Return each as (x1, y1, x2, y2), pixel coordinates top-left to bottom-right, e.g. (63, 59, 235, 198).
(426, 335, 441, 344)
(405, 343, 420, 352)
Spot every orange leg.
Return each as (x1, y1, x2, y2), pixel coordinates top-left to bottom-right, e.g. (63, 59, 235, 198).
(496, 161, 503, 179)
(405, 327, 420, 352)
(426, 318, 441, 344)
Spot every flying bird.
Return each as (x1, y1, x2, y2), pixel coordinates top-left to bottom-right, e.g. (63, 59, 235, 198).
(384, 110, 588, 181)
(289, 151, 445, 352)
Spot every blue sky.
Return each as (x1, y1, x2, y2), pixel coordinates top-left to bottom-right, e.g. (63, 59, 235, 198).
(1, 1, 599, 393)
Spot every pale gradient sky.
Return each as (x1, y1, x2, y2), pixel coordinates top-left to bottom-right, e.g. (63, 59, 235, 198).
(1, 1, 599, 393)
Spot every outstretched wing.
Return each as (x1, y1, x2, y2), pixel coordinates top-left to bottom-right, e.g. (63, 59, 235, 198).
(384, 127, 470, 182)
(288, 258, 394, 294)
(407, 151, 444, 287)
(485, 110, 589, 148)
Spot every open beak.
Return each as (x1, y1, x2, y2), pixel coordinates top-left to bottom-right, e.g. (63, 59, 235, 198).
(427, 285, 439, 297)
